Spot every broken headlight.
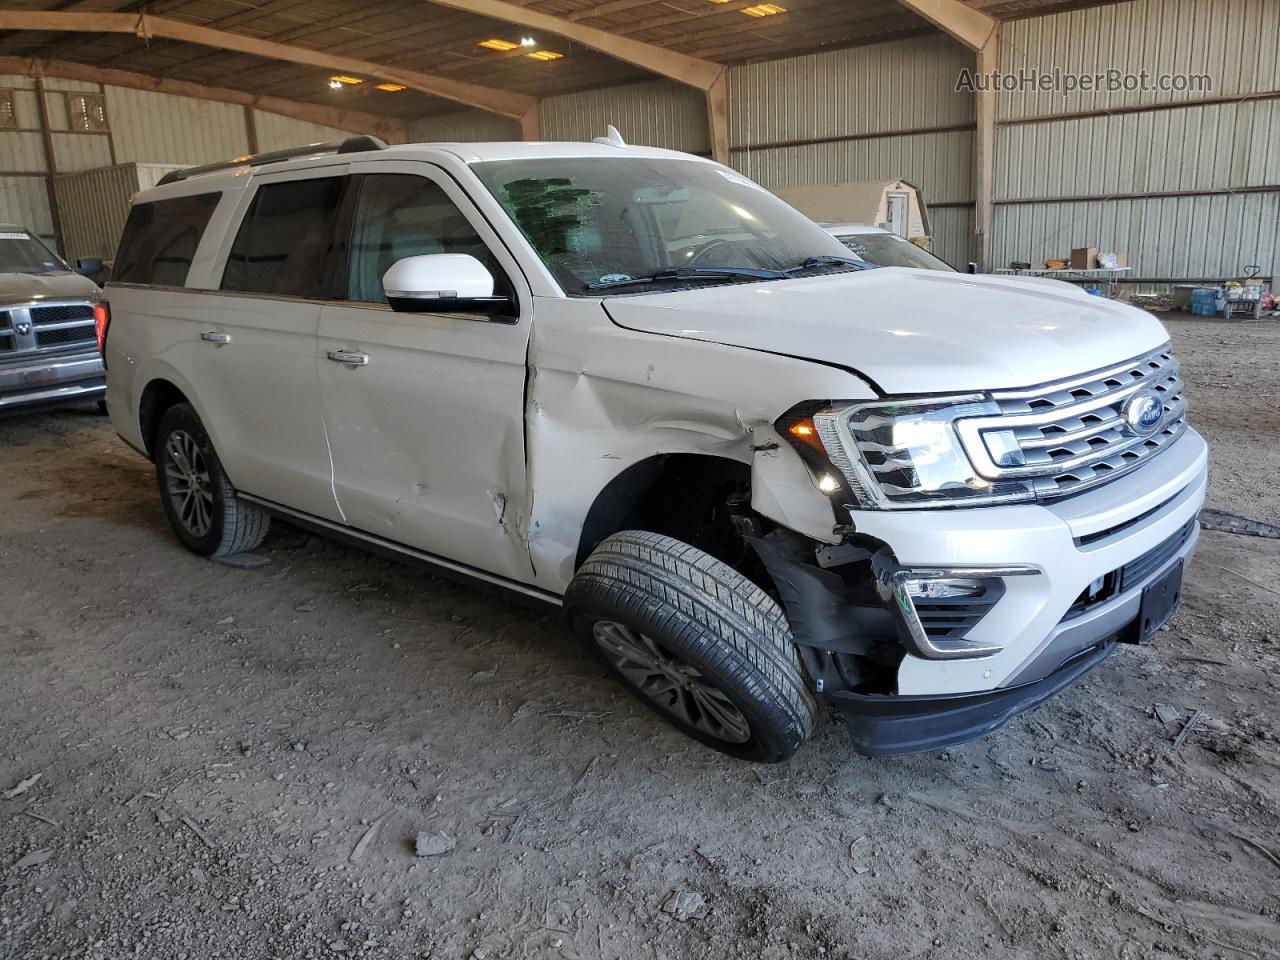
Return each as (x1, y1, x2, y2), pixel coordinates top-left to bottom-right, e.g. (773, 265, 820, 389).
(780, 397, 1037, 510)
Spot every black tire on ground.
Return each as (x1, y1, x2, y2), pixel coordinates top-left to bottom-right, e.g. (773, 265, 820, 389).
(154, 402, 270, 557)
(564, 530, 816, 763)
(95, 399, 108, 416)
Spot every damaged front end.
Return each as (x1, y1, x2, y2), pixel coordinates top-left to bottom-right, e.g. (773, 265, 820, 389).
(751, 530, 1106, 757)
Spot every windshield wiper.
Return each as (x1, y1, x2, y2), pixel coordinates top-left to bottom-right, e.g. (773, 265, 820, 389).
(781, 255, 875, 275)
(585, 266, 786, 291)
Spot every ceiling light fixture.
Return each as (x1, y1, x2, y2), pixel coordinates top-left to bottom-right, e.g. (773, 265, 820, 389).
(329, 75, 364, 85)
(741, 2, 785, 15)
(328, 79, 343, 89)
(375, 82, 407, 92)
(525, 49, 563, 60)
(480, 38, 520, 51)
(519, 36, 536, 47)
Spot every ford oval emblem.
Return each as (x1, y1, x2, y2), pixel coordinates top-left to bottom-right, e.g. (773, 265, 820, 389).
(1121, 389, 1165, 437)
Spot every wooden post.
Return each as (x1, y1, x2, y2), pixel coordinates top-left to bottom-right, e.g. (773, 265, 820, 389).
(706, 69, 730, 165)
(32, 72, 63, 256)
(243, 103, 259, 154)
(975, 25, 999, 272)
(519, 103, 541, 142)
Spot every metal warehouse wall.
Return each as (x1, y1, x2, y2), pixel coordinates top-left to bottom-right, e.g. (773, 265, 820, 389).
(0, 74, 372, 256)
(252, 111, 348, 153)
(995, 0, 1280, 287)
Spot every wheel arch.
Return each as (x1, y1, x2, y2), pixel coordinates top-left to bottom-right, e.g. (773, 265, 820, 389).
(574, 452, 754, 573)
(138, 378, 192, 460)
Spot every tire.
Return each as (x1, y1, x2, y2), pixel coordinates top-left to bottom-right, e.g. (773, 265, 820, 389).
(154, 402, 270, 557)
(564, 531, 816, 763)
(95, 399, 108, 416)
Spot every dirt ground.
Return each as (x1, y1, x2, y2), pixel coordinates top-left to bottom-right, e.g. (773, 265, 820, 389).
(2, 314, 1278, 960)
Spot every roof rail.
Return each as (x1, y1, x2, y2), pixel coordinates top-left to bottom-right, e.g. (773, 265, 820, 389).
(156, 135, 388, 187)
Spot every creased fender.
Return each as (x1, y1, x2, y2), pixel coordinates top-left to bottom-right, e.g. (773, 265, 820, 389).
(524, 297, 874, 593)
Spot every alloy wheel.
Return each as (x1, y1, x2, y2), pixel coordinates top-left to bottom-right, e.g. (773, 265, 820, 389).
(163, 429, 215, 538)
(592, 620, 752, 743)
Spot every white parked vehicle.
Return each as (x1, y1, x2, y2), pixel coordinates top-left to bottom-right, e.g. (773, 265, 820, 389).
(820, 222, 957, 271)
(103, 135, 1206, 762)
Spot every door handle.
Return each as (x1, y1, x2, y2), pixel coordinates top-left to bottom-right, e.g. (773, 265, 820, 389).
(327, 350, 370, 366)
(201, 331, 231, 344)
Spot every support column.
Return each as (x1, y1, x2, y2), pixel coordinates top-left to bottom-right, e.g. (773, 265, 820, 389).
(519, 103, 541, 142)
(706, 68, 729, 165)
(974, 24, 1000, 272)
(32, 72, 63, 256)
(243, 103, 259, 153)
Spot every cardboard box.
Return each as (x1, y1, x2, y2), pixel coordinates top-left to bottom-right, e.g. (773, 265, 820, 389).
(1071, 247, 1099, 270)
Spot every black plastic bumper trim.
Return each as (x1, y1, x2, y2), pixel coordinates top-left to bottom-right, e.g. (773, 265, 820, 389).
(828, 639, 1116, 757)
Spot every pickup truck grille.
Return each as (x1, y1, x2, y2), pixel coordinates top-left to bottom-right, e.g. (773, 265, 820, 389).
(955, 345, 1188, 501)
(0, 301, 96, 356)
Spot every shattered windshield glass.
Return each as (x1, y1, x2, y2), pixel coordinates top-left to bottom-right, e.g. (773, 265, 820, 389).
(472, 157, 858, 296)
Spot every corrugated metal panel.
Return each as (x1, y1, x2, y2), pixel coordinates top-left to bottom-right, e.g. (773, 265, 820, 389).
(43, 89, 69, 131)
(52, 133, 113, 174)
(929, 206, 977, 269)
(406, 111, 520, 143)
(1000, 0, 1280, 120)
(541, 80, 709, 153)
(53, 163, 141, 264)
(105, 86, 248, 165)
(992, 192, 1280, 284)
(0, 132, 47, 172)
(253, 111, 348, 152)
(997, 99, 1280, 199)
(0, 176, 53, 239)
(0, 75, 35, 89)
(735, 129, 974, 205)
(730, 34, 975, 148)
(135, 163, 188, 191)
(40, 77, 98, 94)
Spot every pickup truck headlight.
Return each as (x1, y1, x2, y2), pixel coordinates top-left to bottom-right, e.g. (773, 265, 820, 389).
(779, 397, 1037, 510)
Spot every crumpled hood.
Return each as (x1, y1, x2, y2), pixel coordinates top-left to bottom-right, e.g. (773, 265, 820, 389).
(0, 271, 99, 304)
(602, 268, 1169, 394)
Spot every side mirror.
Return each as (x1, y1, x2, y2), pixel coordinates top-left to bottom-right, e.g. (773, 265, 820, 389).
(76, 256, 104, 277)
(382, 254, 513, 317)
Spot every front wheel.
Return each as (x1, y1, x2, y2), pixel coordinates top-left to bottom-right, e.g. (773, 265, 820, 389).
(564, 531, 816, 763)
(154, 403, 269, 557)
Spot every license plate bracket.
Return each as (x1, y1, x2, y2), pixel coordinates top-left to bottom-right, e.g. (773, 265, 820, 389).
(1137, 560, 1183, 644)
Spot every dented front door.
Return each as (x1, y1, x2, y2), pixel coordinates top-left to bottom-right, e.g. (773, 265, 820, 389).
(316, 161, 535, 584)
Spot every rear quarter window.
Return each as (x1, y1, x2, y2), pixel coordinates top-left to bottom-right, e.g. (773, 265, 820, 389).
(113, 192, 221, 286)
(220, 177, 345, 299)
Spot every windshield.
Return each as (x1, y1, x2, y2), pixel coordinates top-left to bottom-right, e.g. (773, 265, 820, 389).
(0, 230, 66, 275)
(472, 157, 859, 295)
(831, 231, 955, 271)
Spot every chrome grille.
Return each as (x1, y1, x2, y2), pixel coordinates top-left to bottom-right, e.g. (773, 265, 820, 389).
(955, 345, 1188, 501)
(0, 300, 97, 358)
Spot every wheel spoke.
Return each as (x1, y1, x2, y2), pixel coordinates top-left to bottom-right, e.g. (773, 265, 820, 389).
(592, 619, 753, 745)
(164, 428, 216, 538)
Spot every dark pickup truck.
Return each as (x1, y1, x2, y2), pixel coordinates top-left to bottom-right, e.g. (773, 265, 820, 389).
(0, 225, 105, 416)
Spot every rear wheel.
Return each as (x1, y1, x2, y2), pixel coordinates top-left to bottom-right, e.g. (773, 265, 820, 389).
(154, 403, 269, 557)
(565, 531, 816, 762)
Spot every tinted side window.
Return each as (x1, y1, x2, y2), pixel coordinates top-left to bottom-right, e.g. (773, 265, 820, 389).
(221, 177, 344, 298)
(345, 174, 511, 304)
(113, 192, 220, 286)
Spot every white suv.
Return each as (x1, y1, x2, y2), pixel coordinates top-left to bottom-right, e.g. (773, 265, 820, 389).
(103, 135, 1206, 763)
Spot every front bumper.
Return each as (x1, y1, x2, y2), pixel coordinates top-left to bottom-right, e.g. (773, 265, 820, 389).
(831, 638, 1116, 757)
(807, 428, 1206, 756)
(0, 350, 105, 415)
